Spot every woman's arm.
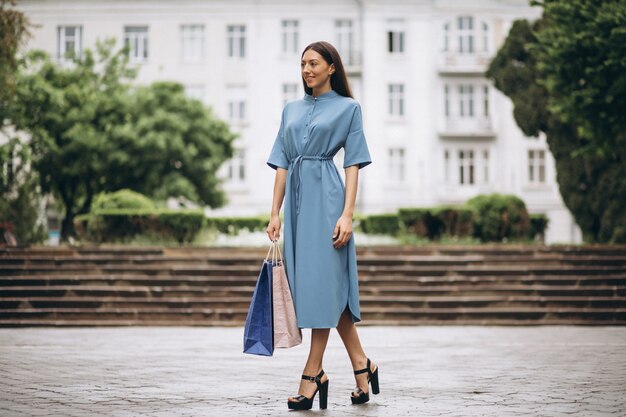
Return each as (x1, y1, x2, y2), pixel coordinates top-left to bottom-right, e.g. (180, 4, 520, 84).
(266, 167, 288, 241)
(332, 165, 359, 249)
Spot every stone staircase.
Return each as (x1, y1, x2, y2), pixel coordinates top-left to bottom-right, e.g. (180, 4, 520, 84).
(1, 245, 625, 326)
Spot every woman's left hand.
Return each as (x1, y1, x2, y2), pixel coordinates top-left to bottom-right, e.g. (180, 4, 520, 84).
(332, 214, 353, 249)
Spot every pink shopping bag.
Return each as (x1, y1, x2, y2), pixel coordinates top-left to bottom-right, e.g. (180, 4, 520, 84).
(271, 241, 302, 348)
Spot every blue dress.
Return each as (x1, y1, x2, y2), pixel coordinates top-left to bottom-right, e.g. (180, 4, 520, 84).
(267, 89, 372, 328)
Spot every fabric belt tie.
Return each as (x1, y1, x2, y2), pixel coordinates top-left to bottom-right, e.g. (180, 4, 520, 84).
(290, 155, 333, 216)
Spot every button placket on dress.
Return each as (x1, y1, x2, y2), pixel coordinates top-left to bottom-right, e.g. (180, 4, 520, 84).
(304, 98, 316, 142)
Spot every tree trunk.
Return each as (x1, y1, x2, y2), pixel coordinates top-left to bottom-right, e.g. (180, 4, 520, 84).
(60, 208, 75, 242)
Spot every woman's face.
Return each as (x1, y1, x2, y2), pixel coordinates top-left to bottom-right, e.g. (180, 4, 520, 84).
(301, 49, 335, 90)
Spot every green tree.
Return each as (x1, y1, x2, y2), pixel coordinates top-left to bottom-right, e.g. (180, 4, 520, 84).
(0, 0, 31, 122)
(11, 40, 235, 241)
(0, 138, 47, 244)
(486, 1, 626, 243)
(106, 81, 235, 207)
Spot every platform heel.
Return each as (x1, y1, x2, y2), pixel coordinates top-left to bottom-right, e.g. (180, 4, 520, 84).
(350, 358, 379, 405)
(287, 370, 329, 410)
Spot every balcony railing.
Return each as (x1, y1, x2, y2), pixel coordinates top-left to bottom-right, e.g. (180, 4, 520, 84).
(438, 52, 492, 74)
(342, 49, 362, 74)
(440, 117, 495, 137)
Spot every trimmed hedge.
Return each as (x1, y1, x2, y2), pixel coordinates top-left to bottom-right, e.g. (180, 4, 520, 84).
(91, 189, 156, 211)
(466, 193, 530, 242)
(75, 209, 205, 244)
(360, 194, 548, 242)
(398, 208, 432, 237)
(529, 213, 550, 242)
(359, 213, 401, 236)
(205, 216, 270, 235)
(434, 206, 474, 237)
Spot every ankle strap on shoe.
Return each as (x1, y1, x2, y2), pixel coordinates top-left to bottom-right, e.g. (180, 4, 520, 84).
(301, 369, 325, 384)
(354, 358, 372, 376)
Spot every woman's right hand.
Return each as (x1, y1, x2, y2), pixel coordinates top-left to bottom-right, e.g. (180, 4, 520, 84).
(266, 214, 281, 242)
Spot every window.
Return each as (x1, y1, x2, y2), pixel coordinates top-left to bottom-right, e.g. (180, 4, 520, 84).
(528, 150, 546, 184)
(443, 17, 490, 54)
(57, 25, 82, 60)
(124, 26, 149, 62)
(388, 148, 405, 182)
(282, 83, 299, 106)
(444, 150, 450, 183)
(388, 84, 404, 117)
(281, 20, 299, 54)
(482, 22, 489, 53)
(181, 25, 204, 62)
(458, 149, 475, 185)
(184, 85, 205, 102)
(227, 86, 247, 123)
(459, 85, 474, 118)
(444, 82, 491, 122)
(457, 16, 474, 53)
(387, 19, 405, 54)
(483, 85, 489, 117)
(227, 25, 246, 58)
(227, 149, 246, 182)
(335, 20, 354, 65)
(483, 150, 489, 183)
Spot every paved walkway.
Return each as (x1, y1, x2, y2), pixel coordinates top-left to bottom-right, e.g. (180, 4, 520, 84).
(0, 326, 625, 416)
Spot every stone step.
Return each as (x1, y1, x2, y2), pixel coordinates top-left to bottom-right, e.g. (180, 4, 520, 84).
(1, 273, 624, 287)
(2, 264, 625, 276)
(1, 317, 624, 326)
(1, 295, 624, 310)
(1, 284, 624, 297)
(1, 307, 624, 323)
(3, 244, 626, 258)
(2, 254, 626, 266)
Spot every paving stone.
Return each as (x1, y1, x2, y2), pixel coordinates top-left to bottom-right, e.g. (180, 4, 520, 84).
(0, 326, 624, 416)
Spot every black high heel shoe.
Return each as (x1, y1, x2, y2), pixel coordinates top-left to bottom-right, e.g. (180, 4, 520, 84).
(351, 358, 379, 405)
(287, 369, 329, 410)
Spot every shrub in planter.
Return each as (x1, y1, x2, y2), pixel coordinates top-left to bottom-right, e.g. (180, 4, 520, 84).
(359, 213, 401, 235)
(466, 193, 531, 242)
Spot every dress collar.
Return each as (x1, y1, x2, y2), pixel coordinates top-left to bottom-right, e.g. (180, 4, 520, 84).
(304, 89, 339, 102)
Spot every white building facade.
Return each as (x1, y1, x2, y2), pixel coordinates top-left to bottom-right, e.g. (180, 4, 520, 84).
(17, 0, 582, 244)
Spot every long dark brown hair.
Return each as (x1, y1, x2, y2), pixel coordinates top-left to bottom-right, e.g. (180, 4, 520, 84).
(301, 41, 353, 98)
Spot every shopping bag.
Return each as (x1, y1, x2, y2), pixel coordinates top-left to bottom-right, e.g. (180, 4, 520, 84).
(271, 241, 302, 348)
(243, 252, 274, 356)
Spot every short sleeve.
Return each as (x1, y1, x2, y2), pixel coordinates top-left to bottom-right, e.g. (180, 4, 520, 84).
(267, 107, 289, 170)
(343, 103, 372, 169)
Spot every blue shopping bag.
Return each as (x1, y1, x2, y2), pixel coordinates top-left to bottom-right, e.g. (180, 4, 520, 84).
(243, 259, 274, 356)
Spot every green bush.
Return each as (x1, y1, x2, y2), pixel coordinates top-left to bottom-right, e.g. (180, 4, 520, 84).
(529, 213, 549, 242)
(205, 216, 270, 235)
(156, 211, 206, 243)
(398, 208, 431, 237)
(434, 206, 474, 237)
(91, 189, 156, 212)
(397, 208, 446, 239)
(75, 209, 205, 244)
(359, 213, 401, 235)
(466, 193, 531, 242)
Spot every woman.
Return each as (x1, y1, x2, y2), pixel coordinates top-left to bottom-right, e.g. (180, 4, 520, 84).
(266, 40, 380, 411)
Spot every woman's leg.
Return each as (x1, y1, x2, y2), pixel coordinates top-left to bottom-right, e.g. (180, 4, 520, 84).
(335, 308, 377, 396)
(288, 328, 330, 401)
